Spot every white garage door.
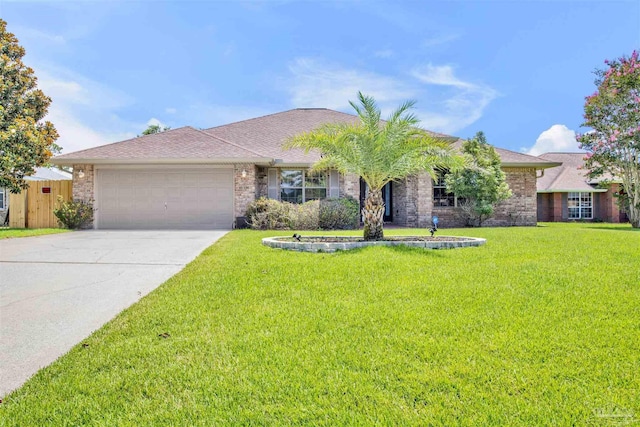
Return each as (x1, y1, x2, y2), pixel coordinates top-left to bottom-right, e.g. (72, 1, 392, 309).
(96, 168, 234, 229)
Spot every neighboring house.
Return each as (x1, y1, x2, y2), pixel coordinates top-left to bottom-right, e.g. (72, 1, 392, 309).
(52, 108, 560, 230)
(0, 167, 72, 225)
(536, 152, 627, 223)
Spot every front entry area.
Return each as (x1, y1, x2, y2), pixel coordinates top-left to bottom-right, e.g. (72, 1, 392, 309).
(359, 179, 393, 222)
(96, 168, 234, 229)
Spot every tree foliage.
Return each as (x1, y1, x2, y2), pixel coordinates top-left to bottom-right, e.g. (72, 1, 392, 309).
(578, 51, 640, 228)
(286, 92, 462, 240)
(141, 124, 170, 135)
(0, 19, 59, 193)
(445, 131, 512, 226)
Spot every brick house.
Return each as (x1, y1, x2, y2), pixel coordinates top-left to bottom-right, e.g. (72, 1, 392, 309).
(52, 108, 559, 229)
(536, 152, 627, 223)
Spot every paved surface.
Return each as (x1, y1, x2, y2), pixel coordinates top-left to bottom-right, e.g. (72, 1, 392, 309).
(0, 230, 228, 397)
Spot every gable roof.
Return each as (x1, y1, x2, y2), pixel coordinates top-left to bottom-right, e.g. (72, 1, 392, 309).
(52, 108, 560, 169)
(537, 152, 608, 192)
(53, 126, 272, 165)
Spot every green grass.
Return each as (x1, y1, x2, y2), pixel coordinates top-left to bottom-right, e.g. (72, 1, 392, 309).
(1, 223, 639, 426)
(0, 227, 69, 239)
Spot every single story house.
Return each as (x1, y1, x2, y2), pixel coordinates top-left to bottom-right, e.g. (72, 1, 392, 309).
(1, 167, 72, 225)
(536, 152, 627, 223)
(52, 108, 560, 230)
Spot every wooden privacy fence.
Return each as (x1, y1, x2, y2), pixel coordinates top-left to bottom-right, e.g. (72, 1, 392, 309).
(8, 180, 72, 228)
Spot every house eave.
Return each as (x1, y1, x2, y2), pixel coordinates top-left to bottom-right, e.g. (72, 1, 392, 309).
(51, 157, 274, 166)
(537, 188, 608, 193)
(502, 162, 562, 169)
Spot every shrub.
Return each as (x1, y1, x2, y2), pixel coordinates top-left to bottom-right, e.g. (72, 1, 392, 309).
(246, 197, 360, 230)
(319, 197, 360, 229)
(53, 196, 94, 229)
(290, 200, 320, 230)
(245, 198, 293, 230)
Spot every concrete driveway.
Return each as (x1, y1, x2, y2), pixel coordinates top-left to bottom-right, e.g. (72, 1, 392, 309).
(0, 230, 228, 397)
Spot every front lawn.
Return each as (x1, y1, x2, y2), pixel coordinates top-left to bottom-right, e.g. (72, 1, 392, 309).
(0, 227, 69, 239)
(1, 223, 639, 425)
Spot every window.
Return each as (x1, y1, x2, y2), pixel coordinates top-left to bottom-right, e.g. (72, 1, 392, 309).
(432, 170, 467, 207)
(280, 170, 327, 204)
(568, 192, 592, 219)
(0, 187, 5, 210)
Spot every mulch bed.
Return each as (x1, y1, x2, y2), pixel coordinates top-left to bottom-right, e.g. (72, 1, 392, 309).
(283, 235, 474, 243)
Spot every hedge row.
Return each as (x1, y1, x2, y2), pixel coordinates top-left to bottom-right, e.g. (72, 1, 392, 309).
(245, 197, 360, 230)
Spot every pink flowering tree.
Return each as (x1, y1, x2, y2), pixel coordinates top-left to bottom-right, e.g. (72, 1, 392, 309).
(578, 51, 640, 228)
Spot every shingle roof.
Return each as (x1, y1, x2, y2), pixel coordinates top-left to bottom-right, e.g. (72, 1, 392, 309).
(451, 140, 561, 168)
(52, 108, 561, 169)
(537, 152, 607, 192)
(53, 126, 268, 164)
(204, 108, 362, 164)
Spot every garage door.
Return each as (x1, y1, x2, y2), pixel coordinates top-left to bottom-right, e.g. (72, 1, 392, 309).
(96, 168, 233, 229)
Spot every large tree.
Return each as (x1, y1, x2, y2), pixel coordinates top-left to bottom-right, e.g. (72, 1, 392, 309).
(287, 92, 462, 240)
(578, 51, 640, 228)
(444, 131, 512, 226)
(0, 19, 59, 193)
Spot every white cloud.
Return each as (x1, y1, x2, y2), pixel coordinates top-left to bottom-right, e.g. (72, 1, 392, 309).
(45, 108, 133, 153)
(526, 124, 582, 156)
(146, 118, 166, 127)
(287, 58, 414, 115)
(286, 58, 498, 135)
(34, 65, 138, 153)
(411, 64, 473, 88)
(411, 64, 499, 133)
(11, 26, 66, 45)
(165, 107, 177, 114)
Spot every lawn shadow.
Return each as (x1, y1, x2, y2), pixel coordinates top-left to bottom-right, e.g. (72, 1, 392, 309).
(583, 225, 638, 232)
(330, 244, 448, 257)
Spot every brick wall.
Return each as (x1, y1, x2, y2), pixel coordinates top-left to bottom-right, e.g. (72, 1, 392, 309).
(486, 167, 538, 226)
(71, 164, 95, 229)
(340, 172, 360, 200)
(234, 163, 257, 219)
(72, 164, 94, 203)
(599, 184, 621, 223)
(392, 179, 408, 226)
(423, 167, 538, 228)
(392, 173, 433, 227)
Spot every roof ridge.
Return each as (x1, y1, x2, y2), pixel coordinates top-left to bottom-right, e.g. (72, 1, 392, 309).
(192, 127, 267, 158)
(541, 151, 588, 155)
(204, 108, 358, 131)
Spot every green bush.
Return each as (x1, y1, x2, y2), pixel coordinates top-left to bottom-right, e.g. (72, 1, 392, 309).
(319, 197, 360, 230)
(246, 197, 360, 230)
(53, 196, 94, 229)
(245, 198, 293, 230)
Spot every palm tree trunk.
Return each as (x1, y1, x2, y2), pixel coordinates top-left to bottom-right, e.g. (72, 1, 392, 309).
(363, 188, 385, 241)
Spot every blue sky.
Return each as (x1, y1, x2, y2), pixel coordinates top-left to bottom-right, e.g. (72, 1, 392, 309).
(2, 1, 639, 155)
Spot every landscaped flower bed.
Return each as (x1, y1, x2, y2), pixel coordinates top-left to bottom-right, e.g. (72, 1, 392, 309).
(262, 235, 486, 252)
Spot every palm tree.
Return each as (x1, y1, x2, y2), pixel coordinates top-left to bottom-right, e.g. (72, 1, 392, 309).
(287, 92, 463, 240)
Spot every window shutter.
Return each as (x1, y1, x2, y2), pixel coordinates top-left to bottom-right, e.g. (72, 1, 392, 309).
(329, 170, 340, 198)
(268, 168, 278, 199)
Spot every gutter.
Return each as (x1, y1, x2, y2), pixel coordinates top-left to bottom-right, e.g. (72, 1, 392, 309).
(50, 157, 275, 166)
